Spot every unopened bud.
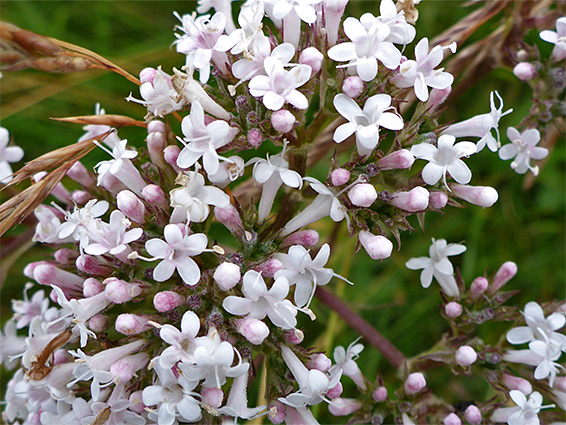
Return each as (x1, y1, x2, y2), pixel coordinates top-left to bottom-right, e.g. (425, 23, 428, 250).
(271, 109, 296, 133)
(163, 145, 182, 172)
(513, 62, 536, 82)
(405, 372, 426, 395)
(429, 191, 448, 209)
(342, 76, 364, 98)
(89, 314, 109, 332)
(71, 190, 93, 205)
(503, 374, 532, 395)
(443, 413, 461, 425)
(67, 161, 95, 188)
(330, 168, 350, 186)
(373, 386, 388, 402)
(451, 184, 498, 208)
(326, 381, 343, 399)
(83, 278, 104, 298)
(281, 230, 320, 248)
(153, 291, 185, 312)
(54, 248, 78, 265)
(348, 183, 378, 207)
(554, 376, 566, 392)
(328, 398, 362, 416)
(307, 353, 332, 372)
(284, 328, 304, 344)
(235, 318, 270, 345)
(34, 264, 83, 292)
(115, 314, 151, 335)
(76, 255, 113, 276)
(213, 262, 241, 291)
(142, 184, 168, 209)
(104, 278, 142, 304)
(445, 302, 463, 318)
(390, 187, 429, 212)
(147, 120, 165, 134)
(139, 67, 157, 84)
(248, 128, 263, 147)
(117, 190, 146, 223)
(110, 358, 135, 382)
(215, 205, 244, 238)
(429, 86, 452, 109)
(377, 149, 415, 170)
(470, 277, 488, 299)
(299, 47, 323, 73)
(147, 131, 167, 169)
(455, 346, 477, 366)
(359, 231, 393, 260)
(464, 405, 482, 425)
(254, 258, 284, 277)
(24, 261, 50, 279)
(201, 387, 224, 409)
(491, 261, 517, 293)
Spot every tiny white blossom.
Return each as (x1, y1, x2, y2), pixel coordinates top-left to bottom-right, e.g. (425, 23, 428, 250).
(329, 339, 366, 390)
(231, 40, 296, 85)
(491, 390, 555, 425)
(499, 127, 548, 176)
(377, 0, 416, 45)
(58, 199, 109, 250)
(84, 210, 143, 257)
(540, 17, 566, 62)
(77, 103, 121, 148)
(158, 310, 201, 368)
(0, 126, 24, 183)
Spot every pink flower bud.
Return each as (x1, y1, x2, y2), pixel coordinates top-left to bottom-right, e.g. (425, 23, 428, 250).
(71, 190, 93, 205)
(464, 405, 482, 425)
(254, 258, 284, 277)
(163, 145, 182, 172)
(117, 190, 146, 223)
(141, 184, 168, 209)
(115, 314, 151, 335)
(99, 173, 127, 194)
(513, 62, 536, 82)
(129, 391, 146, 414)
(445, 302, 463, 318)
(373, 386, 388, 402)
(271, 109, 296, 133)
(215, 205, 244, 238)
(83, 278, 104, 298)
(326, 381, 343, 399)
(451, 184, 498, 208)
(443, 413, 461, 425)
(89, 314, 109, 332)
(377, 149, 415, 170)
(147, 120, 165, 134)
(284, 328, 304, 344)
(455, 346, 477, 366)
(34, 264, 83, 293)
(405, 372, 426, 395)
(348, 183, 378, 207)
(268, 401, 286, 424)
(140, 67, 157, 84)
(213, 262, 241, 291)
(54, 248, 78, 265)
(234, 318, 270, 345)
(147, 131, 167, 169)
(153, 291, 185, 312)
(359, 231, 393, 260)
(281, 230, 320, 248)
(324, 0, 348, 46)
(328, 398, 362, 416)
(248, 128, 263, 147)
(307, 353, 332, 372)
(390, 187, 429, 212)
(503, 374, 532, 395)
(554, 376, 566, 392)
(201, 387, 224, 408)
(429, 86, 452, 109)
(110, 358, 135, 382)
(24, 261, 50, 279)
(67, 161, 95, 188)
(299, 47, 323, 73)
(490, 261, 517, 293)
(104, 278, 142, 304)
(330, 168, 351, 186)
(76, 255, 113, 276)
(342, 76, 364, 98)
(429, 191, 448, 209)
(470, 277, 488, 299)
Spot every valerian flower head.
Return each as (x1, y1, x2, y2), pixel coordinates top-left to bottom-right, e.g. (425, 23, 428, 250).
(405, 238, 466, 297)
(499, 128, 548, 176)
(411, 134, 476, 189)
(0, 126, 24, 183)
(540, 17, 566, 62)
(443, 91, 512, 152)
(491, 390, 555, 425)
(333, 93, 404, 158)
(392, 37, 456, 102)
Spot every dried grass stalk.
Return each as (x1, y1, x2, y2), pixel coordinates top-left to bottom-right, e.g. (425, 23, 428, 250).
(51, 114, 147, 128)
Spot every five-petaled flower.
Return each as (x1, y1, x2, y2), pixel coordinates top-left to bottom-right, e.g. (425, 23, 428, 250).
(499, 127, 548, 176)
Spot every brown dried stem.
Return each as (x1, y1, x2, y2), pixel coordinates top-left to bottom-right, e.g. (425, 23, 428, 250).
(51, 114, 147, 128)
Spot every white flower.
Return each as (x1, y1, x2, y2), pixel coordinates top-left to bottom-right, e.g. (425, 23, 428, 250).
(249, 57, 312, 110)
(169, 170, 231, 224)
(77, 103, 121, 148)
(208, 155, 245, 187)
(84, 210, 143, 257)
(411, 134, 476, 188)
(499, 128, 548, 176)
(327, 14, 402, 81)
(177, 101, 238, 176)
(158, 310, 201, 368)
(507, 302, 566, 351)
(377, 0, 416, 45)
(267, 0, 322, 24)
(491, 390, 555, 425)
(11, 286, 56, 330)
(405, 238, 466, 297)
(333, 93, 404, 157)
(540, 17, 566, 62)
(231, 40, 296, 85)
(0, 126, 24, 183)
(197, 0, 237, 33)
(392, 37, 456, 102)
(275, 243, 352, 308)
(144, 224, 207, 285)
(443, 91, 512, 152)
(57, 199, 109, 248)
(223, 270, 298, 329)
(329, 339, 366, 390)
(216, 372, 267, 420)
(33, 205, 71, 244)
(215, 2, 265, 55)
(0, 321, 27, 370)
(178, 328, 249, 387)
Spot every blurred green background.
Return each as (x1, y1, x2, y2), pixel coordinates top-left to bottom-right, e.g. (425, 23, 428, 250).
(0, 0, 564, 422)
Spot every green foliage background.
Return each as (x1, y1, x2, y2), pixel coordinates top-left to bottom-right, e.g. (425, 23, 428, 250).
(0, 0, 564, 421)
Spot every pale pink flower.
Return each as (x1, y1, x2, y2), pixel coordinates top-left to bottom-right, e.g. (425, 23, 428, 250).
(499, 127, 548, 175)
